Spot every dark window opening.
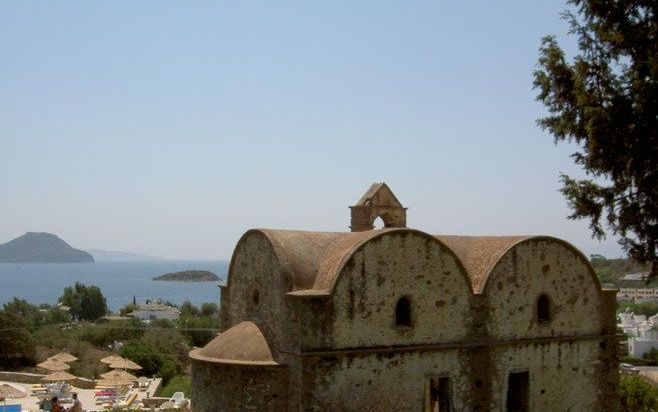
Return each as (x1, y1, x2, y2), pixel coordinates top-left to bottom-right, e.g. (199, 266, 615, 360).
(430, 377, 451, 412)
(252, 289, 260, 306)
(506, 371, 529, 412)
(395, 297, 412, 327)
(537, 294, 550, 322)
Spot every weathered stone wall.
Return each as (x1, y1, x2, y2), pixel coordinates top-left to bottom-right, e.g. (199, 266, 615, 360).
(324, 231, 472, 349)
(224, 232, 289, 353)
(0, 371, 44, 383)
(191, 361, 288, 412)
(484, 239, 602, 339)
(211, 229, 618, 412)
(0, 371, 95, 388)
(599, 289, 621, 410)
(302, 349, 471, 412)
(489, 341, 602, 411)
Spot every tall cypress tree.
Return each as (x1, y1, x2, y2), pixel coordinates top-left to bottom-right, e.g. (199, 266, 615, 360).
(534, 0, 657, 277)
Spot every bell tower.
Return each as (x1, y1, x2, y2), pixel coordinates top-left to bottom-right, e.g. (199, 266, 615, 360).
(349, 183, 407, 232)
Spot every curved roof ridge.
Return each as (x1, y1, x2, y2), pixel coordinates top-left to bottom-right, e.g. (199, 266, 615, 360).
(227, 229, 350, 292)
(477, 235, 602, 294)
(189, 321, 283, 366)
(312, 229, 389, 291)
(258, 229, 350, 291)
(312, 228, 474, 294)
(434, 235, 531, 293)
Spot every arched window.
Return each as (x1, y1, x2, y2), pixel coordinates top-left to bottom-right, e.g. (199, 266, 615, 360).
(537, 294, 550, 322)
(373, 216, 385, 229)
(395, 297, 412, 327)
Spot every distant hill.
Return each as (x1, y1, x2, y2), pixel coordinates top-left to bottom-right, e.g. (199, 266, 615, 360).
(87, 248, 166, 262)
(153, 270, 219, 282)
(0, 232, 94, 263)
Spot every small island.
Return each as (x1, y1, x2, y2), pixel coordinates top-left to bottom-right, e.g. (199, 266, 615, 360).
(153, 270, 220, 282)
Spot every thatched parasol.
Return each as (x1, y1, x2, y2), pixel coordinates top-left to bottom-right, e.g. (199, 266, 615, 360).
(96, 375, 134, 387)
(42, 371, 77, 382)
(37, 360, 70, 371)
(100, 355, 125, 365)
(100, 370, 137, 381)
(47, 352, 78, 363)
(108, 358, 142, 370)
(0, 384, 26, 398)
(0, 383, 27, 411)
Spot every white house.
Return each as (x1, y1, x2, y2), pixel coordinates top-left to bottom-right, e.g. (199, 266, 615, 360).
(619, 308, 658, 358)
(127, 299, 180, 321)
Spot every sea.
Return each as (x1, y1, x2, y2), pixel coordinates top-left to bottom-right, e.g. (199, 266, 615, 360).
(0, 260, 229, 312)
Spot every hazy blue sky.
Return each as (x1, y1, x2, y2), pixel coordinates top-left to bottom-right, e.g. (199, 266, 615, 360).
(0, 1, 624, 260)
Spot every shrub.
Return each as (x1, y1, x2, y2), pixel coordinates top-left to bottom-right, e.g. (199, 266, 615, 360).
(120, 341, 181, 384)
(160, 375, 191, 398)
(0, 311, 36, 368)
(620, 375, 658, 412)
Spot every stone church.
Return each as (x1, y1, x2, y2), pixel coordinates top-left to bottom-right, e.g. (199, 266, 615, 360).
(190, 183, 619, 411)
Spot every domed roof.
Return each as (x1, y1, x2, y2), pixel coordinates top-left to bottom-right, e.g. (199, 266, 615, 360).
(189, 321, 281, 366)
(435, 235, 530, 293)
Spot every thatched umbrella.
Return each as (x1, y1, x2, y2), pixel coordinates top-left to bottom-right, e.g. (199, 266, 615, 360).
(96, 375, 134, 404)
(100, 355, 125, 365)
(108, 358, 142, 371)
(47, 352, 78, 363)
(37, 360, 70, 371)
(100, 370, 137, 381)
(0, 383, 27, 410)
(42, 371, 77, 382)
(0, 384, 26, 398)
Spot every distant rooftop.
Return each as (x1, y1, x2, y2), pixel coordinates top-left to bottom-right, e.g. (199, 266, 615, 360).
(622, 272, 650, 281)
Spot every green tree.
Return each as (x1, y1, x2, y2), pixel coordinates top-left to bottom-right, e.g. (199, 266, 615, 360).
(60, 282, 108, 321)
(181, 316, 219, 347)
(200, 302, 218, 318)
(119, 303, 137, 316)
(534, 0, 658, 279)
(119, 341, 181, 383)
(3, 298, 71, 328)
(179, 301, 199, 318)
(0, 311, 36, 368)
(620, 375, 658, 411)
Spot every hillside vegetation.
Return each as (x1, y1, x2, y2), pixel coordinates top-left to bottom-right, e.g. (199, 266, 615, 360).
(591, 255, 651, 287)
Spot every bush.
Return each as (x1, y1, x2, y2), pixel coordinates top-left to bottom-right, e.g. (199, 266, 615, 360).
(618, 302, 658, 317)
(620, 357, 656, 367)
(180, 316, 219, 347)
(179, 301, 199, 318)
(620, 375, 658, 412)
(0, 311, 36, 368)
(2, 298, 71, 328)
(120, 341, 181, 384)
(141, 328, 189, 363)
(160, 375, 191, 398)
(76, 319, 143, 348)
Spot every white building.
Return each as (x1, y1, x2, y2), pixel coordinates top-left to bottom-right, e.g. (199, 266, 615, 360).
(128, 299, 180, 321)
(619, 308, 658, 358)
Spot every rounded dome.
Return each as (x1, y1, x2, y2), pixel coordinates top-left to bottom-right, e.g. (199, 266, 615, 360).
(189, 321, 281, 366)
